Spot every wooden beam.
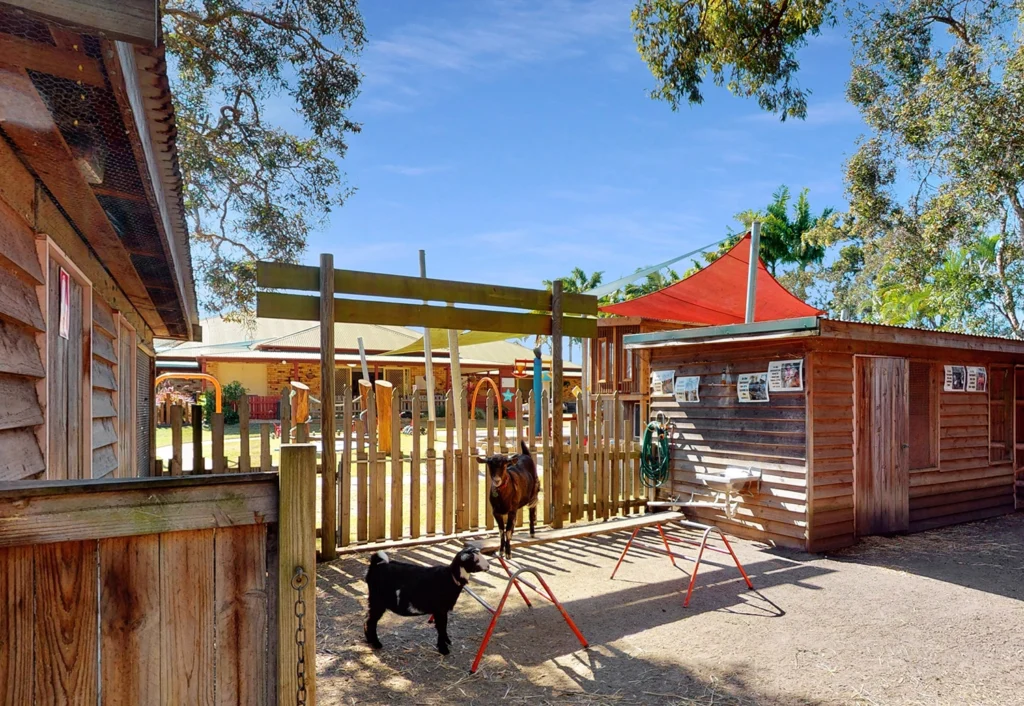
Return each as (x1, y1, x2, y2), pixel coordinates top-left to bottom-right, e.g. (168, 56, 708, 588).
(0, 473, 278, 546)
(3, 0, 158, 46)
(257, 261, 598, 317)
(91, 184, 148, 202)
(257, 292, 598, 339)
(0, 63, 165, 335)
(0, 32, 105, 86)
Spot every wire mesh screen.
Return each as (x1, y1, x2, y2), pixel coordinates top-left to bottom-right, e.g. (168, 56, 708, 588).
(137, 349, 153, 476)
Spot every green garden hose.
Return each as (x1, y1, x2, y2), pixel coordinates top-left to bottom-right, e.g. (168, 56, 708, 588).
(640, 421, 671, 489)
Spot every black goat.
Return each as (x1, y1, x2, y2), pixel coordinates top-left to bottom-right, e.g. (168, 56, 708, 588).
(364, 546, 489, 655)
(477, 441, 540, 559)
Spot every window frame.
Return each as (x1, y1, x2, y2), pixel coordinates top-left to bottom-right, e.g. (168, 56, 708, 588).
(989, 364, 1013, 465)
(907, 360, 939, 472)
(622, 346, 634, 382)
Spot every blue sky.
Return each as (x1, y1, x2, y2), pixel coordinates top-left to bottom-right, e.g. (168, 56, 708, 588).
(301, 0, 865, 290)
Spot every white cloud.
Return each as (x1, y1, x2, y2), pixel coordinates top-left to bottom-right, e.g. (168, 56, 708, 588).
(380, 164, 451, 177)
(737, 98, 861, 127)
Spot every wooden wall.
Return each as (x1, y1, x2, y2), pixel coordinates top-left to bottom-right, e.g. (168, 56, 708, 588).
(648, 343, 810, 548)
(0, 130, 157, 480)
(0, 475, 278, 705)
(806, 350, 856, 552)
(805, 345, 1018, 549)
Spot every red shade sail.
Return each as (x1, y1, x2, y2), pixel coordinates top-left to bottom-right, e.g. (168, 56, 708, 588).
(599, 233, 823, 325)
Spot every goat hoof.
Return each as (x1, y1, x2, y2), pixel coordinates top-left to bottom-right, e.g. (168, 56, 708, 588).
(367, 638, 383, 650)
(438, 644, 450, 655)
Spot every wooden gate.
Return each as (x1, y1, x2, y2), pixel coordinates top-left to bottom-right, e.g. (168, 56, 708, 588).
(854, 356, 910, 534)
(0, 458, 315, 705)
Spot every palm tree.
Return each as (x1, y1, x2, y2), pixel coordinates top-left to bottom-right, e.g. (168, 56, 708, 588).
(541, 267, 604, 360)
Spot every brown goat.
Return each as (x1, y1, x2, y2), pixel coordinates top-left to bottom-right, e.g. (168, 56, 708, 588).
(477, 441, 539, 559)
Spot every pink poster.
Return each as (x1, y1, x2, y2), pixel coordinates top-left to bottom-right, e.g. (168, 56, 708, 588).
(59, 268, 70, 339)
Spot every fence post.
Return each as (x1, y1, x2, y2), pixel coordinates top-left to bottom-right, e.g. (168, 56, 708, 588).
(192, 403, 204, 473)
(320, 253, 337, 560)
(212, 411, 225, 473)
(170, 404, 182, 476)
(278, 443, 317, 706)
(550, 280, 564, 528)
(239, 395, 251, 473)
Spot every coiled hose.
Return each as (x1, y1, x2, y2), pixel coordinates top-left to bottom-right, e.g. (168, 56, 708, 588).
(640, 421, 671, 489)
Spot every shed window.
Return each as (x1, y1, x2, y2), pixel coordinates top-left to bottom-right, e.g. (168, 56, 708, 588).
(908, 362, 937, 470)
(597, 338, 611, 382)
(622, 348, 633, 381)
(989, 366, 1013, 464)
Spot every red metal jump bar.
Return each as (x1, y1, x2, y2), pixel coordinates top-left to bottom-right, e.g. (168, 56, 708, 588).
(610, 519, 754, 607)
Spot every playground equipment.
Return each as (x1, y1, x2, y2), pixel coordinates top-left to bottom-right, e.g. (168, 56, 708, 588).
(470, 377, 502, 425)
(155, 372, 222, 412)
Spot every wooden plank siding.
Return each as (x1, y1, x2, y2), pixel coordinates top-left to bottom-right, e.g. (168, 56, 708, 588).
(648, 344, 811, 548)
(0, 475, 278, 704)
(0, 165, 45, 480)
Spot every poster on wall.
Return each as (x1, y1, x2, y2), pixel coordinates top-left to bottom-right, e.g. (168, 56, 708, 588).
(673, 376, 700, 403)
(767, 359, 804, 392)
(944, 365, 966, 392)
(651, 370, 675, 396)
(966, 366, 987, 392)
(737, 372, 770, 403)
(58, 268, 70, 339)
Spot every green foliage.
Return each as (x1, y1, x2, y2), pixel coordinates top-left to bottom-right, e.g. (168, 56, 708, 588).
(162, 1, 365, 321)
(607, 268, 682, 301)
(203, 380, 248, 425)
(632, 0, 836, 120)
(813, 0, 1024, 336)
(686, 186, 832, 299)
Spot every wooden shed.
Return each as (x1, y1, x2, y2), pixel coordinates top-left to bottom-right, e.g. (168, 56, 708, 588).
(0, 0, 198, 481)
(624, 316, 1024, 552)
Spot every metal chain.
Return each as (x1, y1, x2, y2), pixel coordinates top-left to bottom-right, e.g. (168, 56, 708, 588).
(291, 566, 309, 706)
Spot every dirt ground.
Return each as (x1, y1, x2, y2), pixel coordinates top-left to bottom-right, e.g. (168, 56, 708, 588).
(314, 513, 1024, 706)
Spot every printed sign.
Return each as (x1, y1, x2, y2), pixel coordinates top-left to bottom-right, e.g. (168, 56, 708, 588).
(944, 365, 966, 392)
(738, 372, 770, 403)
(966, 366, 987, 393)
(58, 268, 70, 340)
(674, 376, 700, 403)
(500, 377, 514, 388)
(651, 370, 675, 396)
(768, 359, 804, 392)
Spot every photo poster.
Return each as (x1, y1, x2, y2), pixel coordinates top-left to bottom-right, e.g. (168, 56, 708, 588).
(767, 359, 804, 392)
(674, 375, 700, 404)
(58, 268, 70, 340)
(737, 372, 770, 403)
(651, 370, 675, 396)
(966, 366, 987, 393)
(944, 365, 966, 392)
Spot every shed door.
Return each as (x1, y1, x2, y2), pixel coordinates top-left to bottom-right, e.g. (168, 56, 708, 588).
(855, 357, 909, 535)
(47, 259, 86, 480)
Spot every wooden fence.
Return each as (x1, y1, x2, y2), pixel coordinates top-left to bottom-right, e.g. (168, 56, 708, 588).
(0, 451, 316, 706)
(155, 383, 649, 553)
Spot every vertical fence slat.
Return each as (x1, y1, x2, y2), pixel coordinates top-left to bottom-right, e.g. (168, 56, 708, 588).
(611, 392, 621, 517)
(574, 390, 585, 521)
(35, 541, 99, 704)
(0, 546, 32, 706)
(356, 415, 368, 543)
(456, 393, 469, 533)
(513, 389, 524, 527)
(570, 413, 579, 523)
(280, 388, 291, 445)
(600, 399, 610, 520)
(215, 524, 268, 706)
(550, 279, 564, 528)
(170, 404, 182, 476)
(239, 396, 251, 473)
(624, 404, 634, 513)
(498, 392, 507, 455)
(368, 387, 385, 541)
(191, 403, 204, 474)
(589, 395, 599, 521)
(212, 412, 225, 474)
(278, 444, 317, 706)
(261, 424, 271, 472)
(99, 535, 160, 706)
(390, 388, 403, 540)
(426, 418, 437, 535)
(161, 530, 214, 705)
(527, 390, 535, 452)
(410, 391, 421, 539)
(468, 392, 478, 530)
(443, 392, 454, 536)
(340, 386, 353, 547)
(485, 390, 495, 530)
(541, 389, 550, 524)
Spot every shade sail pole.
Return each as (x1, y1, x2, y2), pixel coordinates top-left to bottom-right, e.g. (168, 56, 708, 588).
(357, 337, 370, 380)
(745, 222, 761, 324)
(419, 250, 437, 423)
(447, 304, 464, 444)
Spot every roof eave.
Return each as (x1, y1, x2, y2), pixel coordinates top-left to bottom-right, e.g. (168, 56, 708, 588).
(624, 316, 822, 349)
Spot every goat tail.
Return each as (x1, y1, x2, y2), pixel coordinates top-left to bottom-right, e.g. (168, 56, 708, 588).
(520, 440, 531, 457)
